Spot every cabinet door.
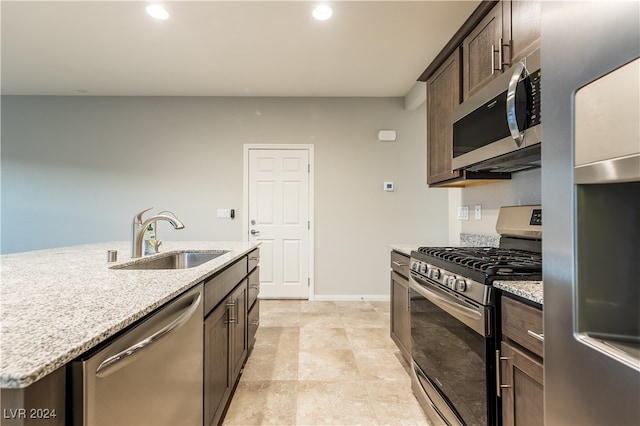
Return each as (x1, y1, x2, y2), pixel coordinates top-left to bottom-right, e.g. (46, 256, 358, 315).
(390, 272, 411, 361)
(504, 0, 541, 65)
(204, 303, 231, 426)
(229, 281, 248, 383)
(427, 49, 462, 185)
(463, 1, 504, 100)
(500, 341, 544, 426)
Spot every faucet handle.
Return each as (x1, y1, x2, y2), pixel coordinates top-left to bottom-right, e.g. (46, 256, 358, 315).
(153, 239, 163, 253)
(133, 207, 153, 225)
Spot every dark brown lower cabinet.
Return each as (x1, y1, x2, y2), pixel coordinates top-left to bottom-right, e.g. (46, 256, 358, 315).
(204, 278, 248, 426)
(390, 251, 411, 361)
(499, 296, 544, 426)
(500, 340, 544, 426)
(204, 301, 231, 426)
(229, 282, 248, 381)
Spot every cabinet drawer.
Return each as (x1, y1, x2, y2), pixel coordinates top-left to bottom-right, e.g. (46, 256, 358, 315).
(204, 257, 248, 317)
(502, 297, 544, 358)
(248, 248, 260, 272)
(248, 266, 259, 309)
(390, 251, 410, 278)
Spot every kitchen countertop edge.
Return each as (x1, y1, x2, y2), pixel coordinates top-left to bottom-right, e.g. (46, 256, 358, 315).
(0, 241, 260, 389)
(387, 244, 419, 257)
(494, 281, 544, 305)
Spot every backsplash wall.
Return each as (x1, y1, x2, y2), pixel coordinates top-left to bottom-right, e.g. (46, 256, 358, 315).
(458, 168, 542, 236)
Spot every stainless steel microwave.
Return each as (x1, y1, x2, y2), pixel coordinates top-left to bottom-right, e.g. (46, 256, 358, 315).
(452, 49, 541, 173)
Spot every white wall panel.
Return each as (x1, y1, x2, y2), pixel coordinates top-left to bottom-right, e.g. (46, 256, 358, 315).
(256, 181, 275, 225)
(282, 239, 301, 284)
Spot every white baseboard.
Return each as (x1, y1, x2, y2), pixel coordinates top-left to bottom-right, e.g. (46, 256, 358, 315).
(310, 294, 391, 302)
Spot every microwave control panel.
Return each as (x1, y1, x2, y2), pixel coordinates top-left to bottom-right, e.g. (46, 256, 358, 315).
(529, 208, 543, 226)
(528, 70, 542, 127)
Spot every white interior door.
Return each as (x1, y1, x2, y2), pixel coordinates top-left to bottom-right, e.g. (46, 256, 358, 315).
(248, 148, 310, 299)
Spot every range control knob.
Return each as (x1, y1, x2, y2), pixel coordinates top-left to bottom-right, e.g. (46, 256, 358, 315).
(411, 262, 418, 271)
(444, 275, 456, 289)
(427, 268, 441, 280)
(454, 278, 467, 292)
(419, 263, 427, 274)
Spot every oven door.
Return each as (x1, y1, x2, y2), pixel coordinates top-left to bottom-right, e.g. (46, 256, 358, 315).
(409, 273, 496, 426)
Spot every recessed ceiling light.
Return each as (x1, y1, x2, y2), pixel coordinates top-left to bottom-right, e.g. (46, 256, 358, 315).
(312, 4, 333, 21)
(146, 4, 169, 20)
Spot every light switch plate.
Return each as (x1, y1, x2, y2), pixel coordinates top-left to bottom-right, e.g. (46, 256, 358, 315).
(475, 205, 482, 220)
(457, 206, 469, 221)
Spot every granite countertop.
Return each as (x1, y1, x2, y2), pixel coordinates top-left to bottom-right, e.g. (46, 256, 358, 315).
(0, 240, 259, 389)
(494, 281, 544, 305)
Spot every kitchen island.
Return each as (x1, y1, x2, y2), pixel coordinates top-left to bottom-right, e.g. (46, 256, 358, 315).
(0, 240, 259, 389)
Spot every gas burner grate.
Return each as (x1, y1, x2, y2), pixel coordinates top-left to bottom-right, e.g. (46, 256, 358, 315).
(417, 246, 542, 276)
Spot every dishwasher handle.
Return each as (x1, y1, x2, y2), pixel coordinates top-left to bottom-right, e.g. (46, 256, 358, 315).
(96, 292, 202, 377)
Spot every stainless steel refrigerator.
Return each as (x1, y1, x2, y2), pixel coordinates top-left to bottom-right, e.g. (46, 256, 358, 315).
(542, 2, 640, 425)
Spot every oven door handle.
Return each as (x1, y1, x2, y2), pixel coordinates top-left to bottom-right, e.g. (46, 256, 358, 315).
(410, 276, 486, 336)
(410, 277, 482, 321)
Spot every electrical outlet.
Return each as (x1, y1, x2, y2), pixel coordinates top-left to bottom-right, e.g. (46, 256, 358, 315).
(457, 206, 470, 221)
(217, 209, 231, 219)
(475, 205, 482, 220)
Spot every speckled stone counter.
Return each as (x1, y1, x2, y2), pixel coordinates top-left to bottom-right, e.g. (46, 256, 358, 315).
(494, 281, 544, 305)
(0, 240, 259, 389)
(460, 233, 500, 248)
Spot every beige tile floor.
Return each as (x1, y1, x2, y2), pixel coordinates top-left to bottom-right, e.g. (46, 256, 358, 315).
(222, 300, 432, 426)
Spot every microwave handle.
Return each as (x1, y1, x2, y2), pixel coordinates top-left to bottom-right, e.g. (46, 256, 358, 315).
(506, 61, 528, 147)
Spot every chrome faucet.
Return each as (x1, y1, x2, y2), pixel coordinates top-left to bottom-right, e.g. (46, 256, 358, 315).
(131, 207, 185, 258)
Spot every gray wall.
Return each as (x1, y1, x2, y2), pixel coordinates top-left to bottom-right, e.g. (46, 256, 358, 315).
(1, 96, 451, 298)
(459, 168, 542, 235)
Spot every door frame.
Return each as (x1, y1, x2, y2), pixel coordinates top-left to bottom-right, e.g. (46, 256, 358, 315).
(243, 144, 315, 300)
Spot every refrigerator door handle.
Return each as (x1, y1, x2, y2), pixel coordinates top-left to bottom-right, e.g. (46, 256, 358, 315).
(96, 292, 202, 377)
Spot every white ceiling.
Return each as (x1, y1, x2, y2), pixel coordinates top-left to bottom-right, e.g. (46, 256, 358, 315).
(1, 1, 480, 97)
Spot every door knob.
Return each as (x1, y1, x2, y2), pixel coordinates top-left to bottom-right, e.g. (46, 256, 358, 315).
(250, 229, 260, 235)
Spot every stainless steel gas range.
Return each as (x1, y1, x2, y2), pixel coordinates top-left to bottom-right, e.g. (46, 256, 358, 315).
(409, 205, 542, 426)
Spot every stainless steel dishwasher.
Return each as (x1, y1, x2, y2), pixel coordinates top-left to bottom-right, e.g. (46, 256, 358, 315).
(72, 284, 203, 425)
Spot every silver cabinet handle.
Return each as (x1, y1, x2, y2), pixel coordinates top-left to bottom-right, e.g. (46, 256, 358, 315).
(502, 39, 512, 68)
(495, 350, 502, 396)
(527, 329, 545, 342)
(250, 229, 260, 236)
(226, 300, 236, 324)
(506, 61, 529, 147)
(495, 350, 512, 397)
(497, 38, 503, 72)
(96, 292, 202, 377)
(392, 261, 406, 267)
(491, 44, 496, 75)
(491, 39, 504, 75)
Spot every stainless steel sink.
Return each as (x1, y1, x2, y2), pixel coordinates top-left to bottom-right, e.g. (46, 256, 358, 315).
(112, 250, 229, 270)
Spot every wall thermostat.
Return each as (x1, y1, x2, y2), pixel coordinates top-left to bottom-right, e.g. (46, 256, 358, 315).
(384, 182, 394, 192)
